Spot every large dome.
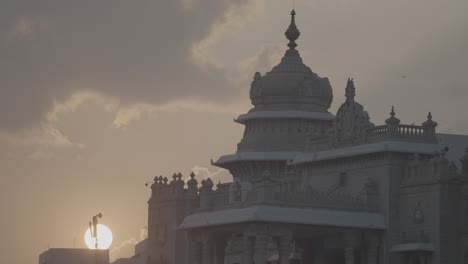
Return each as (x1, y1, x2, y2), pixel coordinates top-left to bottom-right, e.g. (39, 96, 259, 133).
(249, 10, 333, 113)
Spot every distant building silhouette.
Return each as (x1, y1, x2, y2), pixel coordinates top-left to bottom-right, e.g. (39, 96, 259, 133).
(112, 10, 468, 264)
(111, 239, 148, 264)
(39, 248, 108, 264)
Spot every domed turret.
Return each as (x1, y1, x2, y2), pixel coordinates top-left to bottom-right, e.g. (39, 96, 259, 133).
(332, 78, 374, 146)
(249, 10, 333, 113)
(213, 11, 336, 178)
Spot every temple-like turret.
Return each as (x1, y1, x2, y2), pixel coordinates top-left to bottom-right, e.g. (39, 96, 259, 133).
(213, 10, 335, 181)
(132, 9, 468, 264)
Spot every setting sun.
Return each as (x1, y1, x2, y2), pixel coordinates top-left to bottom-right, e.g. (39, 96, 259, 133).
(84, 224, 113, 250)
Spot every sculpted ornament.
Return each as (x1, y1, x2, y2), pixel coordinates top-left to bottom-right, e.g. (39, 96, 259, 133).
(230, 180, 242, 203)
(413, 201, 424, 224)
(250, 72, 263, 99)
(333, 78, 373, 145)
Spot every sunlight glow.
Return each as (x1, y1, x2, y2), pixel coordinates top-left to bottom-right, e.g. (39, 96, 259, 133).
(84, 224, 113, 250)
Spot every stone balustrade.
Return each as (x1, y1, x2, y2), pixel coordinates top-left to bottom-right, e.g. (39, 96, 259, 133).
(149, 172, 377, 213)
(199, 183, 375, 213)
(400, 230, 431, 243)
(308, 122, 437, 152)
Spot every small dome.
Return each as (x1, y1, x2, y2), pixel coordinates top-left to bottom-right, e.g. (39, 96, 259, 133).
(332, 78, 374, 145)
(249, 10, 333, 113)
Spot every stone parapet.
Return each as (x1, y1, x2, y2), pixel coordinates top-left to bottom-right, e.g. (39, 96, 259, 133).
(197, 181, 376, 213)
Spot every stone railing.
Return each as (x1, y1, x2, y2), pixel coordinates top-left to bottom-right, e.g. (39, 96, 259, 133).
(307, 135, 329, 151)
(203, 185, 375, 213)
(308, 123, 437, 151)
(398, 125, 425, 136)
(366, 124, 431, 143)
(265, 190, 369, 211)
(365, 125, 388, 141)
(400, 230, 431, 243)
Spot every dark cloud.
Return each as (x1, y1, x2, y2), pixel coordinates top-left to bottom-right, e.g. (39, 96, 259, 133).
(0, 0, 251, 131)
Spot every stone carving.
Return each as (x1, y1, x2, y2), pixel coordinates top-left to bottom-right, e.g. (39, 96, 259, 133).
(332, 78, 374, 146)
(413, 201, 424, 224)
(261, 169, 272, 179)
(200, 178, 214, 191)
(230, 180, 242, 203)
(249, 72, 263, 99)
(363, 178, 378, 194)
(187, 172, 198, 192)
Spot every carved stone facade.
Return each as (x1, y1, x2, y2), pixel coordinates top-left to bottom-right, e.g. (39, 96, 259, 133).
(112, 10, 468, 264)
(331, 78, 374, 147)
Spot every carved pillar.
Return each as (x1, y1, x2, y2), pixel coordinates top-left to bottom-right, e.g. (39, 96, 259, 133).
(190, 240, 201, 264)
(201, 235, 213, 264)
(254, 234, 269, 264)
(344, 231, 357, 264)
(366, 233, 379, 264)
(243, 236, 254, 264)
(278, 236, 291, 264)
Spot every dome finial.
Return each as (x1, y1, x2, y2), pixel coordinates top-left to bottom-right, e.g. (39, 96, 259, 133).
(386, 105, 400, 124)
(285, 9, 300, 56)
(345, 78, 356, 102)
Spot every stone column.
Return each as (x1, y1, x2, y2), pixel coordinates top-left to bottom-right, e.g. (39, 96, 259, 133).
(344, 231, 356, 264)
(201, 235, 213, 264)
(366, 233, 379, 264)
(214, 236, 225, 264)
(243, 236, 254, 264)
(254, 234, 269, 264)
(278, 236, 291, 264)
(190, 241, 201, 264)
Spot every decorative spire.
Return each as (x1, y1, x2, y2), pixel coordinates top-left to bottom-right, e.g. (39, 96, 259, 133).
(385, 105, 400, 124)
(285, 10, 300, 56)
(187, 171, 198, 192)
(422, 112, 438, 127)
(345, 78, 356, 102)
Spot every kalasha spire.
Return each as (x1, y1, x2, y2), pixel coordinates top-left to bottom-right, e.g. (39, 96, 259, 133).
(285, 9, 301, 56)
(345, 78, 356, 102)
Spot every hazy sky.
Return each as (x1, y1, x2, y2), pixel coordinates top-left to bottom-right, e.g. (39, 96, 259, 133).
(1, 0, 468, 263)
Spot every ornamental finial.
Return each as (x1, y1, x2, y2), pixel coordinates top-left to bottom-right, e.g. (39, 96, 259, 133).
(345, 78, 356, 102)
(422, 111, 437, 127)
(285, 10, 300, 55)
(386, 105, 400, 124)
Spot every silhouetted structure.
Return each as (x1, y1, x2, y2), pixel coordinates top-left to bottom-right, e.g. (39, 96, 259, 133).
(111, 240, 149, 264)
(39, 248, 109, 264)
(114, 10, 468, 264)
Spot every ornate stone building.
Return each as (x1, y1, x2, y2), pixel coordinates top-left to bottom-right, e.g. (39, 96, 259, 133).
(136, 10, 468, 264)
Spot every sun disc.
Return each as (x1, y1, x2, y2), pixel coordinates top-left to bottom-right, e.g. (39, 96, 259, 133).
(84, 224, 113, 249)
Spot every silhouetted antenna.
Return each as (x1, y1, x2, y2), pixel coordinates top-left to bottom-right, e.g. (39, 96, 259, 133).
(89, 213, 102, 249)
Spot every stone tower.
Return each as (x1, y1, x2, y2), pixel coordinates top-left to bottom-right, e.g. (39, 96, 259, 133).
(147, 173, 199, 264)
(213, 10, 334, 183)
